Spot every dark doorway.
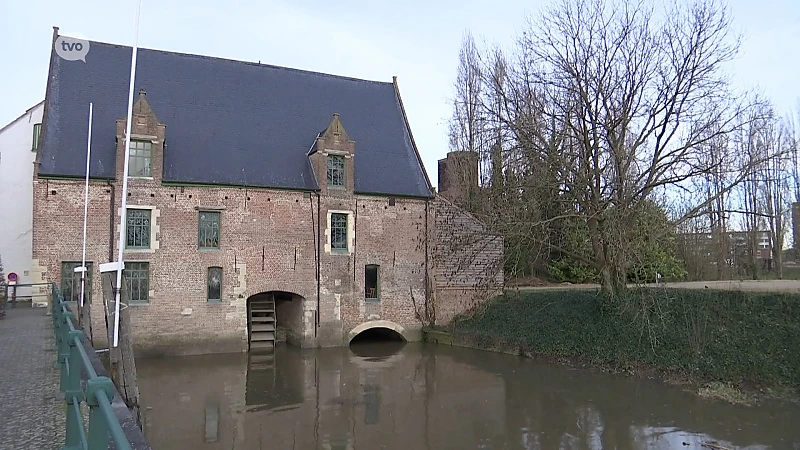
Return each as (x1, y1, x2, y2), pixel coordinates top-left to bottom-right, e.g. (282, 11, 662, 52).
(349, 327, 406, 358)
(350, 327, 405, 343)
(246, 291, 305, 350)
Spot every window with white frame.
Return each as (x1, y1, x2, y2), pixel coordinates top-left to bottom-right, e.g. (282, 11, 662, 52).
(128, 139, 152, 177)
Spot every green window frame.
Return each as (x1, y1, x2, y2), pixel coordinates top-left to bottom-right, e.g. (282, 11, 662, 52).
(32, 123, 42, 151)
(60, 261, 93, 304)
(331, 213, 348, 251)
(128, 139, 152, 177)
(198, 211, 221, 249)
(125, 262, 150, 304)
(365, 264, 380, 301)
(326, 155, 345, 187)
(126, 209, 151, 249)
(207, 267, 222, 302)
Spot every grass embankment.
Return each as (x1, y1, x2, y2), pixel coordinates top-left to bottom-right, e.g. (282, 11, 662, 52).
(437, 288, 800, 405)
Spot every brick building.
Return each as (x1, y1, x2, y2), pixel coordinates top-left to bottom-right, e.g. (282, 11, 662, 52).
(676, 230, 774, 280)
(32, 30, 502, 355)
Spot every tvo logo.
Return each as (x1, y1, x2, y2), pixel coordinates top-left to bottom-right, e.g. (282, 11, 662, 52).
(55, 36, 90, 62)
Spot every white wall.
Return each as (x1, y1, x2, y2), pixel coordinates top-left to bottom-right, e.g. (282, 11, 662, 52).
(0, 101, 43, 299)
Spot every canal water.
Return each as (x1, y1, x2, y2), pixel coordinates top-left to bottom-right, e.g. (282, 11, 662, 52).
(137, 342, 800, 449)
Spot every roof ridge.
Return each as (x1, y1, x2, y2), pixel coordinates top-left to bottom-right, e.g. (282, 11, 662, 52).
(87, 39, 393, 85)
(0, 100, 44, 134)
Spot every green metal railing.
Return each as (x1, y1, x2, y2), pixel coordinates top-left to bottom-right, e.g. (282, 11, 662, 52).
(51, 282, 133, 450)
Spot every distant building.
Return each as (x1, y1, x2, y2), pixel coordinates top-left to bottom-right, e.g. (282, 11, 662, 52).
(676, 230, 773, 280)
(0, 100, 43, 300)
(437, 151, 479, 208)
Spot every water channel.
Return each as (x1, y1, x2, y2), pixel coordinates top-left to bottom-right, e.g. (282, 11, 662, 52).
(137, 341, 800, 449)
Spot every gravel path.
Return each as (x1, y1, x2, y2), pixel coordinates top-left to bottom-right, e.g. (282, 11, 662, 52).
(0, 307, 65, 450)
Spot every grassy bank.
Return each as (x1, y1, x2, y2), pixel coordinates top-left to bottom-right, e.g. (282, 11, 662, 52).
(437, 288, 800, 404)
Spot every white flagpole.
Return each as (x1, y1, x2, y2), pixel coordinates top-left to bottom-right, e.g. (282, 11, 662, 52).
(79, 102, 93, 309)
(113, 0, 143, 347)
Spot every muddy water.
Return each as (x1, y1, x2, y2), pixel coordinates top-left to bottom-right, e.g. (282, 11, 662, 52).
(137, 342, 800, 449)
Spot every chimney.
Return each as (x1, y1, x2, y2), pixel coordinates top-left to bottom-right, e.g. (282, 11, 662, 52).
(437, 151, 479, 207)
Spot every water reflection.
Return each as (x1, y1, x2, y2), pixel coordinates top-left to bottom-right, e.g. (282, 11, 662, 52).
(137, 343, 800, 450)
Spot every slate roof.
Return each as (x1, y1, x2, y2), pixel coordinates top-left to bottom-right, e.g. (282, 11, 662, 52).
(39, 39, 433, 198)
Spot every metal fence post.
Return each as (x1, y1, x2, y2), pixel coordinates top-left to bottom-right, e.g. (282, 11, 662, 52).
(86, 377, 115, 450)
(58, 312, 74, 392)
(52, 288, 62, 341)
(64, 330, 85, 449)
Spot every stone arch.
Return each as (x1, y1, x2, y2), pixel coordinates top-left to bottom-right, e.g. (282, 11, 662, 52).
(246, 290, 308, 348)
(347, 320, 409, 343)
(243, 283, 313, 304)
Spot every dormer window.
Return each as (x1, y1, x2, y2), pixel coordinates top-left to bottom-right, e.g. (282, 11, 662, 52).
(129, 139, 152, 177)
(327, 155, 345, 187)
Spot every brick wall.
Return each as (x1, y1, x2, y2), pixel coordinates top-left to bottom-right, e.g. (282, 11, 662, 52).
(33, 176, 439, 354)
(432, 196, 504, 324)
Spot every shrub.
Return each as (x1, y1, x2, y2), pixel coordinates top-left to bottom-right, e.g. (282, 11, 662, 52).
(448, 288, 800, 389)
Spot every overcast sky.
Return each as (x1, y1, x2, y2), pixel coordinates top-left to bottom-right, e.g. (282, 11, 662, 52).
(1, 0, 798, 188)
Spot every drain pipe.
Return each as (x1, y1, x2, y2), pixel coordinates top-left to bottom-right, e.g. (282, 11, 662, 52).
(104, 179, 115, 339)
(106, 180, 115, 262)
(316, 191, 321, 335)
(309, 192, 318, 338)
(424, 198, 430, 311)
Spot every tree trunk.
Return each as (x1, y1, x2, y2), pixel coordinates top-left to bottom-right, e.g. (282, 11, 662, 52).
(774, 235, 784, 279)
(100, 270, 142, 428)
(600, 264, 615, 297)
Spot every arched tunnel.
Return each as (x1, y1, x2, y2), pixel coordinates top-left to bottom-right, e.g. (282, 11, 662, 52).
(349, 326, 407, 358)
(349, 327, 406, 344)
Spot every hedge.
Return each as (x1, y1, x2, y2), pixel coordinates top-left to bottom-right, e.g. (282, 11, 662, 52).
(445, 288, 800, 389)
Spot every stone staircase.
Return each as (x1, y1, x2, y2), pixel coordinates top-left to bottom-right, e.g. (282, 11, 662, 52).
(248, 294, 276, 350)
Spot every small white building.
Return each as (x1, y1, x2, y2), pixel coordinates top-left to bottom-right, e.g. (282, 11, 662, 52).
(0, 101, 43, 300)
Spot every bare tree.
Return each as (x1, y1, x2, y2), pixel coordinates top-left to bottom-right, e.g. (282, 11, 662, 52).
(788, 112, 800, 253)
(760, 116, 793, 277)
(445, 0, 779, 296)
(448, 31, 487, 182)
(516, 0, 759, 295)
(737, 112, 767, 278)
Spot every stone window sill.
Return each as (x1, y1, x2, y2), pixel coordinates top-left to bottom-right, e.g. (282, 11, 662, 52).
(365, 298, 380, 303)
(129, 301, 149, 306)
(125, 248, 155, 254)
(207, 299, 222, 304)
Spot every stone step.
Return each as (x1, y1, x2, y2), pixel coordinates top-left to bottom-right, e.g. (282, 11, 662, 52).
(250, 300, 275, 306)
(250, 316, 275, 323)
(250, 332, 275, 342)
(251, 324, 275, 332)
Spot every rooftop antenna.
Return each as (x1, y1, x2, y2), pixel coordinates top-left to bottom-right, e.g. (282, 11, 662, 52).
(112, 0, 143, 348)
(75, 102, 93, 329)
